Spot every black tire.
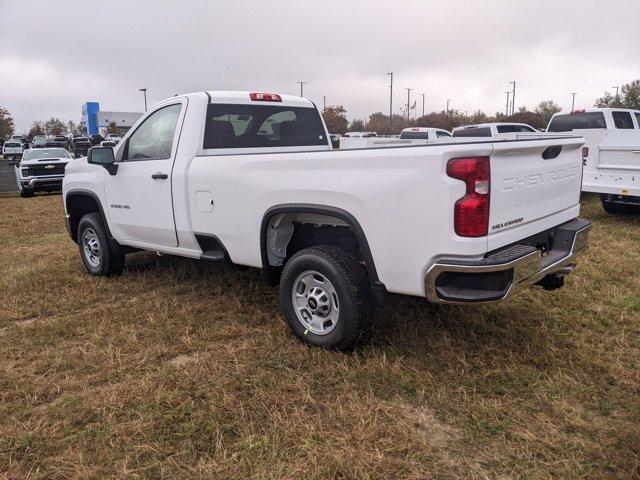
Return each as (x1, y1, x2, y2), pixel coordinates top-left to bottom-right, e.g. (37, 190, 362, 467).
(279, 245, 373, 350)
(20, 190, 34, 198)
(77, 212, 125, 276)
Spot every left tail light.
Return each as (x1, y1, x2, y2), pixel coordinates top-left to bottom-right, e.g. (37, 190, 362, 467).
(446, 156, 491, 237)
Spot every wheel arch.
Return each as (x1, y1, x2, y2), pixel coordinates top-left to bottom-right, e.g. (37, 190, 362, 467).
(260, 204, 385, 293)
(65, 189, 112, 243)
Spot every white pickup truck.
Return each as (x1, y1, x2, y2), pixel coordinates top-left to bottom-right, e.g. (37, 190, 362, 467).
(63, 91, 591, 349)
(547, 108, 640, 213)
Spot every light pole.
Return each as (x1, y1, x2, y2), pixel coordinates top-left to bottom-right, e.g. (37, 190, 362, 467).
(446, 99, 451, 111)
(297, 81, 307, 97)
(421, 93, 425, 117)
(322, 95, 326, 111)
(387, 72, 393, 135)
(613, 86, 619, 100)
(405, 87, 413, 123)
(505, 91, 511, 116)
(138, 88, 148, 112)
(509, 81, 516, 115)
(571, 92, 577, 110)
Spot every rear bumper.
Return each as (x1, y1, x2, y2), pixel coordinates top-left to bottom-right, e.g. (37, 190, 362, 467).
(425, 218, 591, 304)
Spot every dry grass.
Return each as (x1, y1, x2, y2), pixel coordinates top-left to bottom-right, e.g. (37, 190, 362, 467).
(0, 193, 638, 479)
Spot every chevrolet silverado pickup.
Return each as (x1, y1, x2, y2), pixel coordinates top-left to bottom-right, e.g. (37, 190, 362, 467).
(547, 108, 640, 213)
(18, 147, 71, 197)
(63, 91, 591, 349)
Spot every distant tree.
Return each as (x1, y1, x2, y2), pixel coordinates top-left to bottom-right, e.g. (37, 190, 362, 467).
(503, 109, 546, 130)
(468, 109, 490, 124)
(77, 119, 87, 136)
(534, 100, 561, 126)
(28, 121, 45, 138)
(0, 106, 15, 138)
(364, 112, 405, 135)
(414, 110, 469, 131)
(67, 120, 80, 135)
(106, 121, 119, 135)
(44, 117, 67, 136)
(348, 119, 365, 132)
(595, 80, 640, 110)
(322, 105, 349, 134)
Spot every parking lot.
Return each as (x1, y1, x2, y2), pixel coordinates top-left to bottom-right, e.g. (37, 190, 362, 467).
(0, 182, 638, 478)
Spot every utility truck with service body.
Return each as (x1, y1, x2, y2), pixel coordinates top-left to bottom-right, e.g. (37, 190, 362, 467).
(63, 91, 591, 350)
(547, 108, 640, 213)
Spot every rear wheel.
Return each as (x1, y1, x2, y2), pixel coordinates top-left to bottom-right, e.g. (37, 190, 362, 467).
(279, 245, 373, 350)
(77, 213, 124, 276)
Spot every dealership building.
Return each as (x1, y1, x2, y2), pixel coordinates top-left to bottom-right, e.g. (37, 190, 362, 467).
(82, 102, 143, 136)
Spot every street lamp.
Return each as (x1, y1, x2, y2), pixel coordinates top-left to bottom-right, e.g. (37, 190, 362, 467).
(421, 93, 425, 117)
(322, 95, 326, 111)
(297, 81, 307, 97)
(571, 92, 577, 110)
(509, 81, 516, 115)
(505, 91, 511, 116)
(405, 87, 413, 123)
(138, 88, 148, 112)
(446, 99, 451, 111)
(387, 72, 393, 135)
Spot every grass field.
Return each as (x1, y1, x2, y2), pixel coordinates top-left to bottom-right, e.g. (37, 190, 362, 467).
(0, 192, 638, 479)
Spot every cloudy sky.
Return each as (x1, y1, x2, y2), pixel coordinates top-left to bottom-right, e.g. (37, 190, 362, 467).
(1, 0, 638, 133)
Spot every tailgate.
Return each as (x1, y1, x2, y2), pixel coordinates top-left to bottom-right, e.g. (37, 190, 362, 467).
(487, 137, 584, 250)
(597, 146, 640, 170)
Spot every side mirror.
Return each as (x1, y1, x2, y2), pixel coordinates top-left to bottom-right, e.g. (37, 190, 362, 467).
(87, 146, 118, 175)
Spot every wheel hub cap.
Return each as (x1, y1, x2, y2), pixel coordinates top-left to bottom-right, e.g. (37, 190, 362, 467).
(82, 228, 102, 268)
(292, 270, 339, 335)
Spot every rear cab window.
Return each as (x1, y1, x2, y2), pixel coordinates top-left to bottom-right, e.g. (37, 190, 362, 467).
(452, 127, 492, 138)
(612, 111, 634, 129)
(547, 112, 606, 131)
(400, 130, 430, 139)
(203, 103, 328, 149)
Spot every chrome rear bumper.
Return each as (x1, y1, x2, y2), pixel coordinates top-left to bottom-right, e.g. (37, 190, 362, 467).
(425, 218, 591, 304)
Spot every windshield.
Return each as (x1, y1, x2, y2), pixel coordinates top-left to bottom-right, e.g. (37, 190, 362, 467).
(23, 148, 70, 160)
(400, 131, 430, 139)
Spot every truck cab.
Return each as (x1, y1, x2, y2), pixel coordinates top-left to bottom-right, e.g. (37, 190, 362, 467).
(399, 127, 451, 140)
(452, 123, 538, 138)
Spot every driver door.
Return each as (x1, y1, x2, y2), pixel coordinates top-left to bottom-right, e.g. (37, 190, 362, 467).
(104, 99, 186, 247)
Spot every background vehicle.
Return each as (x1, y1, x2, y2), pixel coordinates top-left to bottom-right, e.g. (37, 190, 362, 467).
(100, 140, 117, 147)
(32, 135, 48, 148)
(71, 136, 91, 157)
(399, 127, 451, 140)
(547, 108, 640, 213)
(452, 123, 538, 138)
(105, 133, 122, 143)
(2, 141, 24, 164)
(343, 131, 378, 138)
(18, 147, 71, 197)
(63, 91, 590, 350)
(89, 134, 105, 146)
(47, 135, 70, 149)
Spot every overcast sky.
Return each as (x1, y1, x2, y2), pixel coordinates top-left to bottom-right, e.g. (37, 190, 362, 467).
(1, 0, 639, 133)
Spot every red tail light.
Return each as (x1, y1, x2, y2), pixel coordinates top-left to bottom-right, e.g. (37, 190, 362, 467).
(250, 92, 282, 102)
(446, 156, 490, 237)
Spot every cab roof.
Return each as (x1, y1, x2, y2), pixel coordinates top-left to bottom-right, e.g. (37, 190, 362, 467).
(203, 91, 315, 108)
(554, 107, 640, 115)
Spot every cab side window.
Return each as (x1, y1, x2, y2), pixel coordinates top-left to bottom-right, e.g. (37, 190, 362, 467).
(124, 104, 181, 160)
(612, 111, 634, 129)
(436, 131, 451, 138)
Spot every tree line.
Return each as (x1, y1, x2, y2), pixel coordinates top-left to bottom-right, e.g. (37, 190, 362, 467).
(323, 79, 640, 135)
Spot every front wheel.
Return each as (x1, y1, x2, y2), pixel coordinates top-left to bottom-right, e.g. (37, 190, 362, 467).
(279, 245, 373, 350)
(77, 213, 124, 276)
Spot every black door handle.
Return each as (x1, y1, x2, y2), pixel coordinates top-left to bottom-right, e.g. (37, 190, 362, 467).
(151, 172, 168, 179)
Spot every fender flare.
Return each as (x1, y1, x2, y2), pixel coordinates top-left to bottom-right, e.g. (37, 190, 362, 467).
(64, 189, 114, 242)
(260, 204, 385, 292)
